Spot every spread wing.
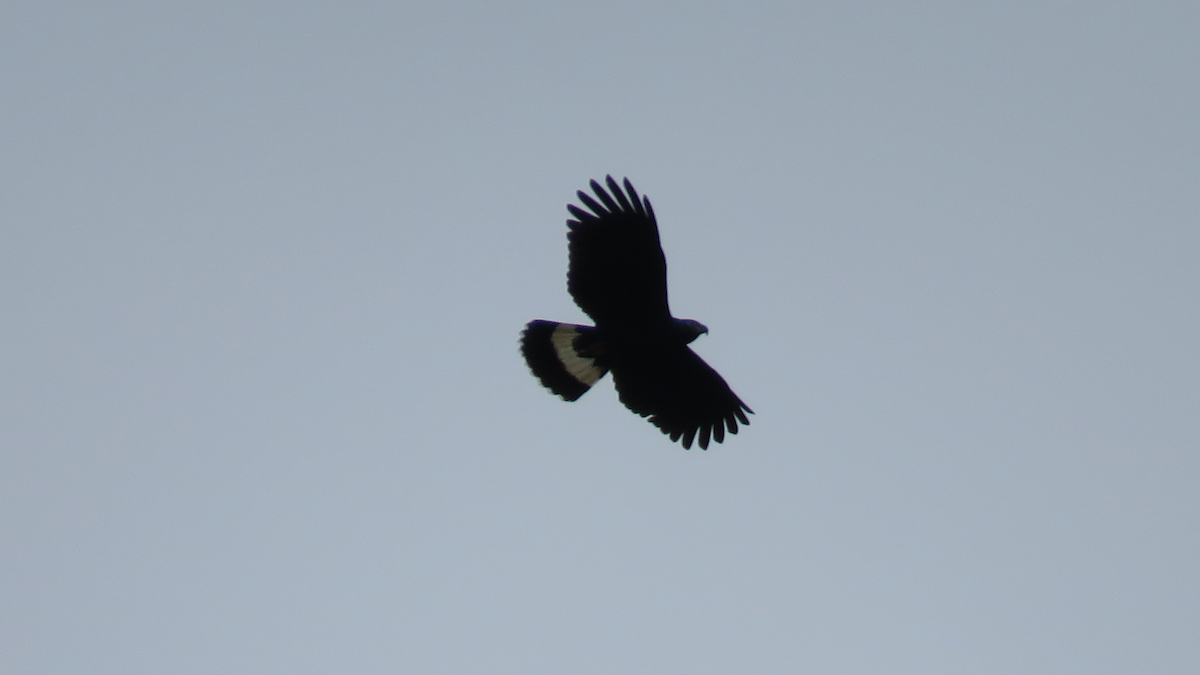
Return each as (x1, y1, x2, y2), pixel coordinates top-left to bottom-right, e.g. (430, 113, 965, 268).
(610, 344, 753, 450)
(566, 176, 671, 330)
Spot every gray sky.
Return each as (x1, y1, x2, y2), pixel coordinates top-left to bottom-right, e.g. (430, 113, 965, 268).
(3, 1, 1198, 673)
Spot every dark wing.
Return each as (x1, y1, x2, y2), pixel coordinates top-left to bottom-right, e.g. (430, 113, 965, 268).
(610, 344, 753, 450)
(566, 176, 671, 329)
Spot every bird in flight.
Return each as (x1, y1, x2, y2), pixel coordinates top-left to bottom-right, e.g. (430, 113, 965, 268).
(520, 176, 752, 449)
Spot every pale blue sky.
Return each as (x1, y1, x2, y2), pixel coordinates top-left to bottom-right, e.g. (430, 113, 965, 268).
(3, 2, 1198, 673)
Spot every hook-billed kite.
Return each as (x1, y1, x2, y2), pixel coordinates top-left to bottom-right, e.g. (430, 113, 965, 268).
(520, 176, 752, 449)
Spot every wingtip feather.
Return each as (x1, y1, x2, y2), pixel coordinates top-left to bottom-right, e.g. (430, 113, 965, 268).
(682, 427, 697, 449)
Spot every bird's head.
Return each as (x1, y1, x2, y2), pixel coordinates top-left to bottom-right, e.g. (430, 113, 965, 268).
(674, 318, 709, 344)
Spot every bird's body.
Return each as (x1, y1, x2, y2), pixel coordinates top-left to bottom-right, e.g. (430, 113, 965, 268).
(521, 176, 751, 449)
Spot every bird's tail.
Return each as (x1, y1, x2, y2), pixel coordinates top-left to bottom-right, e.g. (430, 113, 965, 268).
(520, 320, 610, 401)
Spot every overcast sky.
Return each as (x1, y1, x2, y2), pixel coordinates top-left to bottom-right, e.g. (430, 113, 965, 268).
(3, 2, 1198, 673)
